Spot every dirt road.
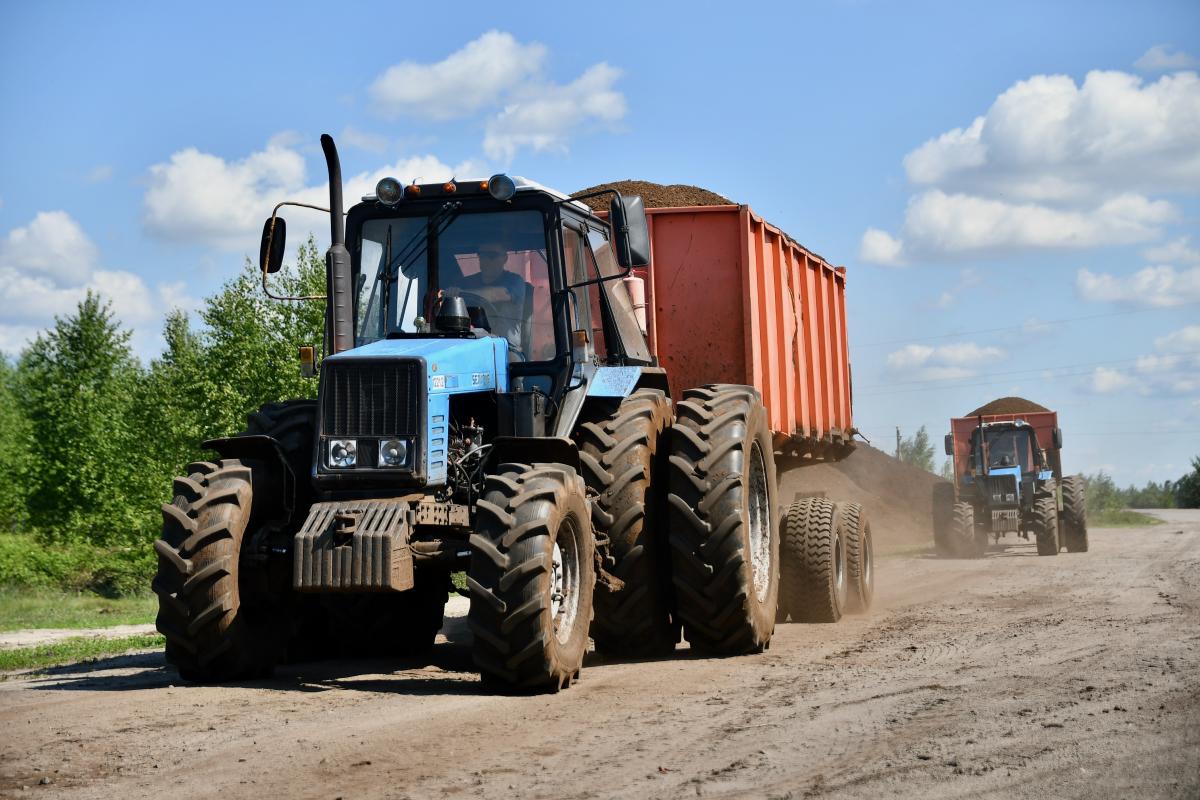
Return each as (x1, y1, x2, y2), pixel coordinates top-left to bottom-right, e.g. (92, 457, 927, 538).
(2, 513, 1197, 799)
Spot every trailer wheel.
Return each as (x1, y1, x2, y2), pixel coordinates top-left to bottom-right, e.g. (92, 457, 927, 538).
(1033, 495, 1060, 556)
(932, 483, 956, 557)
(575, 388, 677, 657)
(950, 501, 983, 558)
(153, 459, 282, 681)
(841, 501, 874, 613)
(780, 498, 847, 623)
(1060, 475, 1089, 553)
(467, 463, 595, 692)
(667, 385, 779, 654)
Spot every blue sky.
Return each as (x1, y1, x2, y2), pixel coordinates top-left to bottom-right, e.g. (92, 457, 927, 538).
(2, 0, 1198, 486)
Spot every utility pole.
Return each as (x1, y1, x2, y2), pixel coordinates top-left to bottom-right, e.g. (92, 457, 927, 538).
(895, 427, 901, 460)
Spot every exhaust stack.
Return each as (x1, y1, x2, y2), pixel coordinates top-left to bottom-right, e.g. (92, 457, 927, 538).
(321, 134, 353, 354)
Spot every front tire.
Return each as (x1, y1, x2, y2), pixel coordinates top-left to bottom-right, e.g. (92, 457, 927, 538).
(1061, 475, 1088, 553)
(1033, 495, 1060, 556)
(950, 501, 984, 558)
(932, 483, 956, 556)
(666, 385, 779, 654)
(153, 459, 281, 681)
(467, 463, 595, 692)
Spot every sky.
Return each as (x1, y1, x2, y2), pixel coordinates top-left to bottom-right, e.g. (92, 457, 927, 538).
(1, 0, 1198, 487)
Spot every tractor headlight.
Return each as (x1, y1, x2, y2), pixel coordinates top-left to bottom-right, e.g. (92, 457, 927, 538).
(376, 177, 403, 206)
(487, 173, 516, 202)
(329, 439, 357, 468)
(379, 438, 409, 467)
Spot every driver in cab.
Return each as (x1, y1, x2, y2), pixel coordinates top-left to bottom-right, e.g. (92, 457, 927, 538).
(455, 242, 529, 351)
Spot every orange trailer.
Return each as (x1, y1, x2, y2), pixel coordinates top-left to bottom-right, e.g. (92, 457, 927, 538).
(948, 411, 1063, 483)
(633, 205, 854, 458)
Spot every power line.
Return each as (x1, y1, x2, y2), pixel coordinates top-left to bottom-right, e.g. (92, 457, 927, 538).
(855, 309, 1146, 349)
(855, 350, 1200, 393)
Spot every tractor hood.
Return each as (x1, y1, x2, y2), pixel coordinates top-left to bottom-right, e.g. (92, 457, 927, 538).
(325, 335, 510, 395)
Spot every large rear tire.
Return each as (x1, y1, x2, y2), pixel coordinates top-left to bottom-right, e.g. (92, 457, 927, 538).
(666, 385, 779, 654)
(932, 483, 956, 557)
(575, 389, 677, 657)
(153, 459, 281, 681)
(1033, 495, 1060, 556)
(841, 501, 874, 613)
(1061, 475, 1089, 553)
(780, 498, 847, 623)
(467, 463, 595, 692)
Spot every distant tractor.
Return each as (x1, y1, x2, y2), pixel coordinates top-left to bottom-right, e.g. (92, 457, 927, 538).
(151, 134, 872, 692)
(934, 409, 1087, 557)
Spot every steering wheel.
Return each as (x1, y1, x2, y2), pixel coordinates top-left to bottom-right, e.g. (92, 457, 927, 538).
(457, 291, 526, 360)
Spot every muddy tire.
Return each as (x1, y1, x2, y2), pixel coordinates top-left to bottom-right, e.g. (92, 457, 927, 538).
(932, 483, 956, 557)
(575, 388, 677, 657)
(841, 501, 874, 613)
(1033, 495, 1060, 556)
(153, 459, 281, 681)
(780, 498, 847, 623)
(467, 463, 595, 692)
(1061, 475, 1089, 553)
(244, 400, 317, 456)
(950, 501, 983, 558)
(666, 385, 779, 654)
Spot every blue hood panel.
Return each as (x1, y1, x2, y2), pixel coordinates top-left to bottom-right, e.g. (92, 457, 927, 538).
(324, 336, 508, 486)
(326, 336, 509, 394)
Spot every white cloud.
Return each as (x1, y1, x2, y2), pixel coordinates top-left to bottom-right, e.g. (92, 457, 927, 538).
(1076, 264, 1200, 307)
(1143, 236, 1200, 265)
(142, 136, 482, 253)
(368, 31, 628, 162)
(863, 69, 1200, 261)
(86, 164, 114, 183)
(1135, 45, 1198, 73)
(0, 211, 197, 358)
(886, 341, 1005, 380)
(859, 227, 905, 265)
(0, 210, 99, 286)
(483, 63, 626, 162)
(1155, 325, 1200, 353)
(1090, 366, 1133, 393)
(369, 31, 547, 120)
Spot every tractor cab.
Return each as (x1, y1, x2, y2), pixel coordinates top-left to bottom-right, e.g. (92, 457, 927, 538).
(964, 420, 1050, 509)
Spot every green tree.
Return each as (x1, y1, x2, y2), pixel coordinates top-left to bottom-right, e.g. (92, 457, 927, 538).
(1176, 457, 1200, 509)
(939, 458, 954, 481)
(187, 238, 325, 439)
(898, 426, 936, 473)
(0, 358, 32, 531)
(17, 293, 148, 545)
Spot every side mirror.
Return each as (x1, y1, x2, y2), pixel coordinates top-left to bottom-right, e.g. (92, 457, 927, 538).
(260, 217, 287, 274)
(610, 195, 650, 269)
(944, 434, 954, 456)
(1052, 427, 1063, 449)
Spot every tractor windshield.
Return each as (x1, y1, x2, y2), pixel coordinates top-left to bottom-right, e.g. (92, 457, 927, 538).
(973, 428, 1036, 473)
(355, 210, 556, 360)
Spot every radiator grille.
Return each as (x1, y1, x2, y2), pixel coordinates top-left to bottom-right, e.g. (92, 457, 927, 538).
(321, 360, 420, 437)
(985, 474, 1017, 500)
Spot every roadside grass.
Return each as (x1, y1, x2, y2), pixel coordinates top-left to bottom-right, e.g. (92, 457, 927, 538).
(0, 633, 163, 674)
(1091, 509, 1164, 527)
(0, 588, 156, 632)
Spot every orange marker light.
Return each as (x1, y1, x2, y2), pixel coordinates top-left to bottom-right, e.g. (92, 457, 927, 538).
(406, 184, 421, 197)
(443, 181, 457, 193)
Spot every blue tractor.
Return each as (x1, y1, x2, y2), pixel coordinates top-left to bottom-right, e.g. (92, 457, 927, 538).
(934, 416, 1088, 558)
(151, 135, 781, 691)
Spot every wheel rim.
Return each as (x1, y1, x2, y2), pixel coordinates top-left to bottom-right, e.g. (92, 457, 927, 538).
(835, 531, 846, 600)
(747, 442, 772, 603)
(862, 527, 873, 591)
(551, 518, 582, 645)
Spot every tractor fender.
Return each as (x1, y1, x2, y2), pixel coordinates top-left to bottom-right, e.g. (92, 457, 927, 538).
(485, 436, 581, 474)
(202, 434, 296, 525)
